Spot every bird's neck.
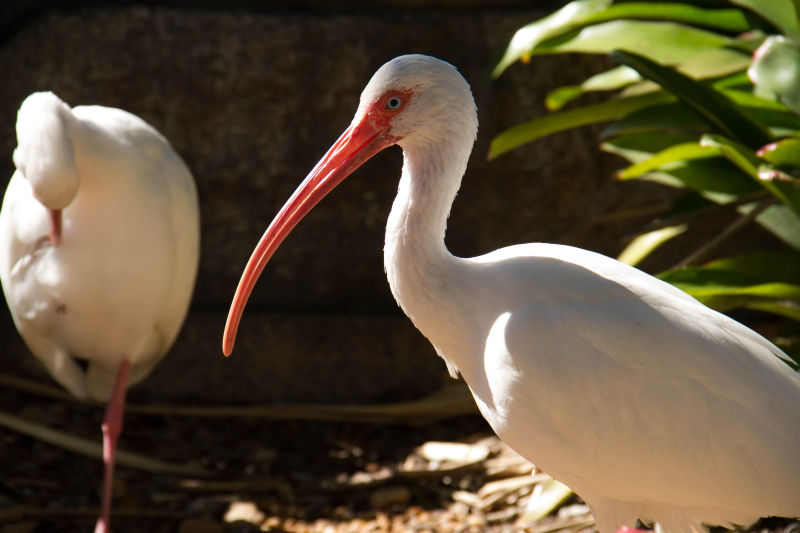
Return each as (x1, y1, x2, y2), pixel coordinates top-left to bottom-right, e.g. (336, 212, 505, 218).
(384, 137, 474, 374)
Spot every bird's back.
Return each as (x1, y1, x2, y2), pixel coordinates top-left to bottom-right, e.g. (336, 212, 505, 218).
(456, 243, 800, 531)
(0, 101, 200, 401)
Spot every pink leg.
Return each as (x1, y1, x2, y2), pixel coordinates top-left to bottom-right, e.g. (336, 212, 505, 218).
(94, 359, 131, 533)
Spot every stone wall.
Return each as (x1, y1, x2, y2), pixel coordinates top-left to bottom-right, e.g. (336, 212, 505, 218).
(0, 2, 666, 403)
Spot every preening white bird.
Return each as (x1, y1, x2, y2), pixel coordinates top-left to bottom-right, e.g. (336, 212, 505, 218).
(0, 91, 200, 533)
(222, 55, 800, 532)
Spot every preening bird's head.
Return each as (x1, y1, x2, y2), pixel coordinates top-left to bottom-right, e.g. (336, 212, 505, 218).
(13, 92, 80, 245)
(14, 92, 80, 210)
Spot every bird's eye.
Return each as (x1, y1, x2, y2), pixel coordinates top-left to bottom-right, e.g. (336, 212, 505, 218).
(386, 96, 403, 110)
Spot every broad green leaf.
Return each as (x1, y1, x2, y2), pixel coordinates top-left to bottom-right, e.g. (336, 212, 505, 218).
(618, 143, 719, 179)
(745, 299, 800, 323)
(493, 2, 749, 78)
(536, 21, 731, 65)
(603, 135, 751, 196)
(546, 87, 584, 112)
(546, 66, 641, 110)
(659, 267, 800, 299)
(659, 266, 760, 287)
(603, 98, 800, 139)
(621, 158, 758, 197)
(700, 134, 761, 178)
(519, 478, 573, 523)
(488, 92, 673, 160)
(605, 133, 758, 195)
(619, 49, 756, 99)
(654, 158, 759, 196)
(757, 166, 800, 214)
(748, 36, 800, 114)
(695, 293, 800, 321)
(541, 24, 752, 110)
(617, 224, 687, 266)
(676, 46, 753, 80)
(750, 203, 800, 250)
(730, 0, 800, 38)
(602, 103, 707, 138)
(612, 50, 773, 149)
(758, 138, 800, 167)
(583, 3, 750, 33)
(688, 282, 800, 299)
(722, 89, 793, 111)
(493, 0, 611, 78)
(713, 71, 754, 90)
(707, 251, 800, 284)
(722, 90, 800, 134)
(602, 132, 700, 161)
(702, 134, 800, 213)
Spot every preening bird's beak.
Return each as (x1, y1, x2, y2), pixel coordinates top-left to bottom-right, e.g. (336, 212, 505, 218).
(48, 208, 62, 246)
(222, 117, 398, 356)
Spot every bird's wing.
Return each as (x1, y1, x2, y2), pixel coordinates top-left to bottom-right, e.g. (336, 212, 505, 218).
(492, 280, 800, 518)
(0, 174, 90, 398)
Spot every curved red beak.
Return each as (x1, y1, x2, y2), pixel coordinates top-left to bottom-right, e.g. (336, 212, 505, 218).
(222, 117, 398, 356)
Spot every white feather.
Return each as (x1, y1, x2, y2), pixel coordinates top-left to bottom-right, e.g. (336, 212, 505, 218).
(376, 55, 800, 532)
(0, 92, 200, 401)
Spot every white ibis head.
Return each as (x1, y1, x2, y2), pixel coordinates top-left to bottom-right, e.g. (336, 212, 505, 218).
(223, 54, 476, 355)
(13, 92, 80, 246)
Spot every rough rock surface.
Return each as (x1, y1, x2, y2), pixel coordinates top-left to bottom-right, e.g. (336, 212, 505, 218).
(0, 4, 668, 402)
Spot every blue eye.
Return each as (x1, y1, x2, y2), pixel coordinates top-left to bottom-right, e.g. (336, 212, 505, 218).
(386, 96, 403, 110)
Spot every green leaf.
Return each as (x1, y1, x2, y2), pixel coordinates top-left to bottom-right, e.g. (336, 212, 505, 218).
(618, 143, 719, 179)
(493, 0, 611, 78)
(602, 103, 708, 138)
(537, 21, 732, 64)
(546, 66, 641, 111)
(659, 266, 800, 299)
(547, 47, 749, 109)
(675, 46, 753, 80)
(493, 1, 750, 78)
(702, 134, 800, 212)
(722, 89, 794, 111)
(611, 50, 773, 149)
(758, 138, 800, 167)
(707, 251, 800, 284)
(656, 158, 760, 196)
(603, 132, 700, 161)
(603, 98, 800, 140)
(617, 224, 688, 266)
(604, 133, 759, 196)
(730, 0, 800, 38)
(488, 92, 673, 160)
(700, 134, 761, 177)
(745, 299, 800, 322)
(750, 203, 800, 250)
(722, 90, 800, 135)
(757, 166, 800, 215)
(748, 36, 800, 114)
(584, 3, 750, 33)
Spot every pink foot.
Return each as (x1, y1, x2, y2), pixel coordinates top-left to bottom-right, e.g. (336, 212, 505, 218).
(94, 359, 131, 533)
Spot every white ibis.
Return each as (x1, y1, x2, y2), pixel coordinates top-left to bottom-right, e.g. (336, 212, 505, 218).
(0, 91, 200, 533)
(222, 55, 800, 532)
